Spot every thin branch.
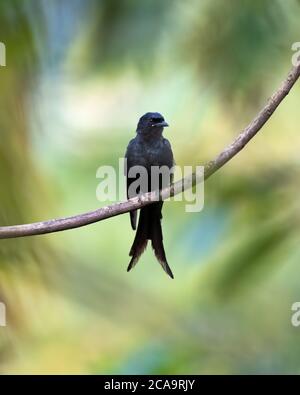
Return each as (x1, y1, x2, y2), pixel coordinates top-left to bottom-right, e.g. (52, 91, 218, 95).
(1, 62, 300, 239)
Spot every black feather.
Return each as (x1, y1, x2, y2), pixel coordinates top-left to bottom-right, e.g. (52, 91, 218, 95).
(127, 203, 174, 279)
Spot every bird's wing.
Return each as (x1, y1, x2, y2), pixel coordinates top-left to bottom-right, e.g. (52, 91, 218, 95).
(162, 138, 175, 185)
(125, 139, 138, 230)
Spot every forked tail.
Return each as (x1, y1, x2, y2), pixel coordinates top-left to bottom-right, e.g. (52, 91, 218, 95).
(127, 203, 174, 279)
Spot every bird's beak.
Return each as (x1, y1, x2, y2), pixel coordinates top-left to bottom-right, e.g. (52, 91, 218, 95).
(154, 121, 169, 128)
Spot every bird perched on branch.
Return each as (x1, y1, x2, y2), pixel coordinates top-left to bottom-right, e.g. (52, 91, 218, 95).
(125, 112, 174, 278)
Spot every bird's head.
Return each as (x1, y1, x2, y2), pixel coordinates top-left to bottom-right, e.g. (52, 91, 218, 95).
(136, 112, 169, 136)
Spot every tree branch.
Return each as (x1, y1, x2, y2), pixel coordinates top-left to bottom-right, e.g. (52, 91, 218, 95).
(1, 62, 300, 239)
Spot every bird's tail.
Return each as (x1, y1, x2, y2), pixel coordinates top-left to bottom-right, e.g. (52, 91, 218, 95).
(127, 203, 174, 279)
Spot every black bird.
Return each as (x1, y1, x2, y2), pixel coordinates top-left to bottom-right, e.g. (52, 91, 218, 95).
(125, 112, 174, 278)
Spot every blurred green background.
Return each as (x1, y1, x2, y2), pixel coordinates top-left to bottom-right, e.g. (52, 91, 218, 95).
(0, 0, 300, 374)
